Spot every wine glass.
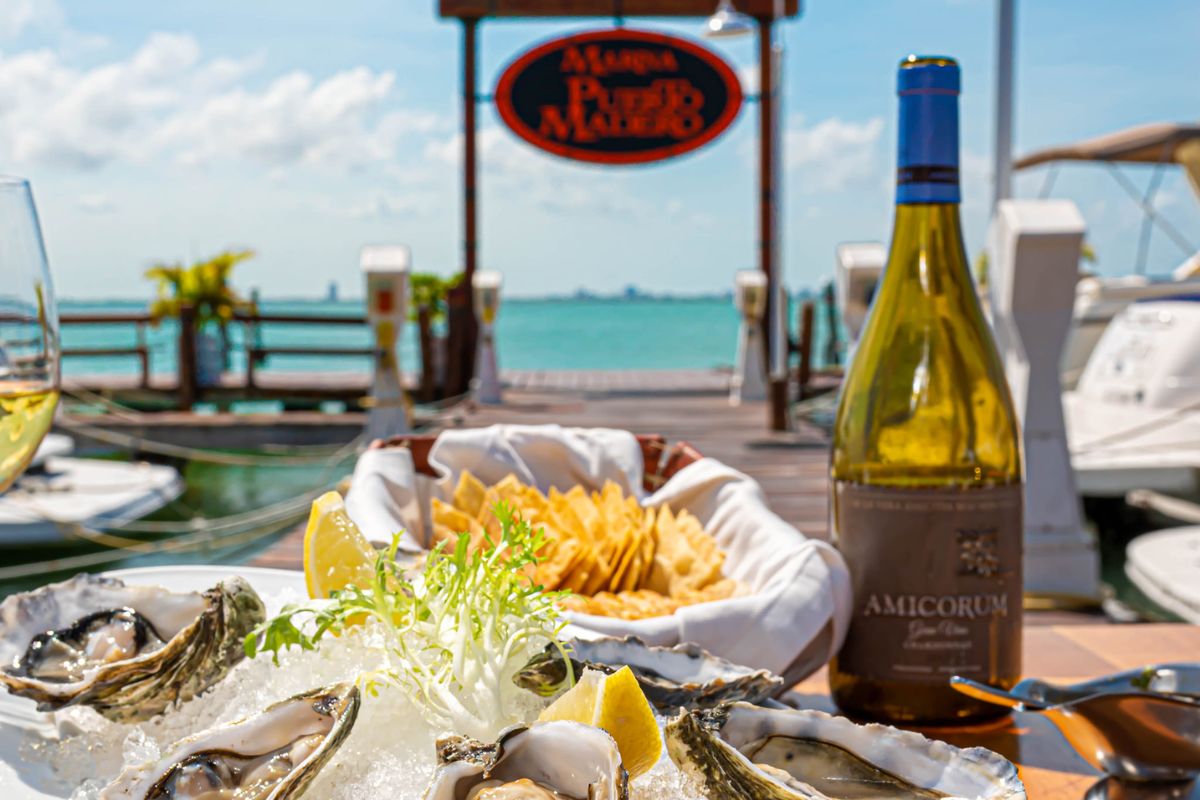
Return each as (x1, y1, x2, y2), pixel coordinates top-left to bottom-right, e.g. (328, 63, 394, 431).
(0, 177, 60, 493)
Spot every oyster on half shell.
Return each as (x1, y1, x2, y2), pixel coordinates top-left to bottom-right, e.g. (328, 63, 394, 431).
(666, 702, 1025, 800)
(100, 681, 360, 800)
(424, 721, 630, 800)
(515, 636, 783, 710)
(0, 573, 265, 722)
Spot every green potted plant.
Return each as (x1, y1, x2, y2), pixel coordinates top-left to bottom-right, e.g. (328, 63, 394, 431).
(146, 249, 256, 387)
(412, 271, 461, 379)
(409, 271, 462, 325)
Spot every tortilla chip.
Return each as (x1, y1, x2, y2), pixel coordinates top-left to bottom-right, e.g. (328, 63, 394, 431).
(452, 470, 487, 518)
(431, 497, 487, 550)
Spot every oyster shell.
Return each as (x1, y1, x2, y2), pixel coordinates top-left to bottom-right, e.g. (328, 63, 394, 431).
(0, 573, 265, 722)
(100, 681, 360, 800)
(425, 721, 629, 800)
(666, 702, 1025, 800)
(514, 636, 783, 710)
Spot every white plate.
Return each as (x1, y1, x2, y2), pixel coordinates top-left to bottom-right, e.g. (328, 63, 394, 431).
(0, 565, 305, 799)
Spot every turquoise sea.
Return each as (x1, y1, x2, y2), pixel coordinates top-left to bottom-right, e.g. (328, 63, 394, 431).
(59, 295, 839, 380)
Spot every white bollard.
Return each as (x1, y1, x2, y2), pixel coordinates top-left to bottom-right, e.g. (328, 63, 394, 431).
(472, 270, 503, 405)
(731, 270, 768, 405)
(988, 200, 1100, 600)
(834, 242, 885, 359)
(361, 245, 412, 440)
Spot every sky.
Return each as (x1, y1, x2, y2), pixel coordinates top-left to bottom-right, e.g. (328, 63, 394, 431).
(2, 0, 1198, 300)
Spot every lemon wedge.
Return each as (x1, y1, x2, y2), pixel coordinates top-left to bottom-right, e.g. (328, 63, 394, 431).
(539, 666, 662, 778)
(303, 491, 377, 599)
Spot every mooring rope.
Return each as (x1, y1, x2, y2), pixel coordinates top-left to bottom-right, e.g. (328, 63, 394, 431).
(53, 414, 366, 468)
(0, 482, 338, 582)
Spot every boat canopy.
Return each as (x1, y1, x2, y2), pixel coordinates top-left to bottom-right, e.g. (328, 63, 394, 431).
(1014, 122, 1200, 169)
(1012, 122, 1200, 208)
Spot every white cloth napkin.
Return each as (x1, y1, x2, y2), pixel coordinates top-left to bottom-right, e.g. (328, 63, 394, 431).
(344, 423, 852, 680)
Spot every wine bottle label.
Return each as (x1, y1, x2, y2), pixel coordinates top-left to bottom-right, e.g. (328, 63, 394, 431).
(834, 482, 1022, 683)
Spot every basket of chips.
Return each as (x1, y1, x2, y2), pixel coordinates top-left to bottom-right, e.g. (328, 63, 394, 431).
(345, 424, 851, 682)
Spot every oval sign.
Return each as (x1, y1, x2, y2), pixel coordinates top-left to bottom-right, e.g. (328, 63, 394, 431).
(494, 28, 744, 166)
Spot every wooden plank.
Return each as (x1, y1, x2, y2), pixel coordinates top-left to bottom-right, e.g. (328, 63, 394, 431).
(438, 0, 800, 18)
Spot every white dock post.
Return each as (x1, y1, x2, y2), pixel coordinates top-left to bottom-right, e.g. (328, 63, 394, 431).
(361, 245, 412, 440)
(731, 270, 768, 405)
(472, 270, 503, 405)
(988, 200, 1101, 600)
(834, 242, 885, 358)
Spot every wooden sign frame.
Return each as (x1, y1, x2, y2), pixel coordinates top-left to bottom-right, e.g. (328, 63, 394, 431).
(437, 1, 798, 430)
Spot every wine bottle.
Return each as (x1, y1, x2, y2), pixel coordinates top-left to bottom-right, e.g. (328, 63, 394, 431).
(828, 56, 1023, 724)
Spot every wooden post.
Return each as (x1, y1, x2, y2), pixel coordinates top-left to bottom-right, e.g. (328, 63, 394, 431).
(451, 15, 481, 397)
(417, 305, 436, 403)
(758, 15, 787, 431)
(823, 281, 840, 367)
(135, 320, 149, 389)
(797, 300, 814, 399)
(177, 302, 198, 410)
(464, 18, 478, 288)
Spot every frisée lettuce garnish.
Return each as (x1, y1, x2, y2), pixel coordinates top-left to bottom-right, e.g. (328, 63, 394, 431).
(245, 502, 574, 738)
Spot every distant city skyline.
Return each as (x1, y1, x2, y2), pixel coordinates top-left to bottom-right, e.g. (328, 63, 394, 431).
(3, 0, 1198, 300)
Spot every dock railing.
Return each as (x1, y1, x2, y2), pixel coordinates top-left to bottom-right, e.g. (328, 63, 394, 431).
(60, 305, 442, 410)
(60, 311, 153, 388)
(235, 311, 375, 389)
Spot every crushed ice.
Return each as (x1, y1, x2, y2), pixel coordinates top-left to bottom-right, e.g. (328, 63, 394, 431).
(19, 589, 705, 800)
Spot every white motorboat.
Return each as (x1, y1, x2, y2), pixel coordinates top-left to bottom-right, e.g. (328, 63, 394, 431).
(0, 435, 184, 545)
(1126, 524, 1200, 624)
(1014, 122, 1200, 388)
(1064, 295, 1200, 497)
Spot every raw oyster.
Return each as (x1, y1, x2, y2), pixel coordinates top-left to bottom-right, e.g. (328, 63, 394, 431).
(424, 721, 629, 800)
(0, 573, 265, 722)
(515, 636, 783, 710)
(666, 702, 1025, 800)
(100, 681, 360, 800)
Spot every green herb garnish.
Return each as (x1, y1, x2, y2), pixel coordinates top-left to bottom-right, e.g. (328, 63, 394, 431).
(246, 502, 574, 738)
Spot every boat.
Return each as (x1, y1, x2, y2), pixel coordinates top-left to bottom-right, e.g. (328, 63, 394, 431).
(0, 435, 184, 545)
(1126, 524, 1200, 623)
(1012, 123, 1200, 498)
(1013, 122, 1200, 389)
(1065, 296, 1200, 497)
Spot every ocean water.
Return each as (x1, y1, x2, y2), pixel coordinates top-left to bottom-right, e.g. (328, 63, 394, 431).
(58, 296, 840, 379)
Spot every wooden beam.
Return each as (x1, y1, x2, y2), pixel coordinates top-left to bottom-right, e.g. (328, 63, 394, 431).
(757, 17, 787, 431)
(438, 0, 799, 19)
(462, 17, 480, 392)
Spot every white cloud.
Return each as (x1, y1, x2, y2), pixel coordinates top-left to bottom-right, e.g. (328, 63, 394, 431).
(786, 114, 885, 192)
(0, 0, 63, 39)
(0, 32, 441, 173)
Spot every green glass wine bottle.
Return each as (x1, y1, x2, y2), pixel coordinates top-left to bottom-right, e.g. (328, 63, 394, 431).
(828, 55, 1024, 724)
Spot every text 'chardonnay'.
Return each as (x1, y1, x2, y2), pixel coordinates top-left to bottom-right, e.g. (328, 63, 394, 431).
(828, 56, 1024, 724)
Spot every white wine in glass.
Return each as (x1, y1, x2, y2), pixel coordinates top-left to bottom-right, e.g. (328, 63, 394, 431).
(0, 177, 60, 493)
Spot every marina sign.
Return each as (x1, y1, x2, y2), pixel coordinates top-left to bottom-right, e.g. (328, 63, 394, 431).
(494, 28, 743, 165)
